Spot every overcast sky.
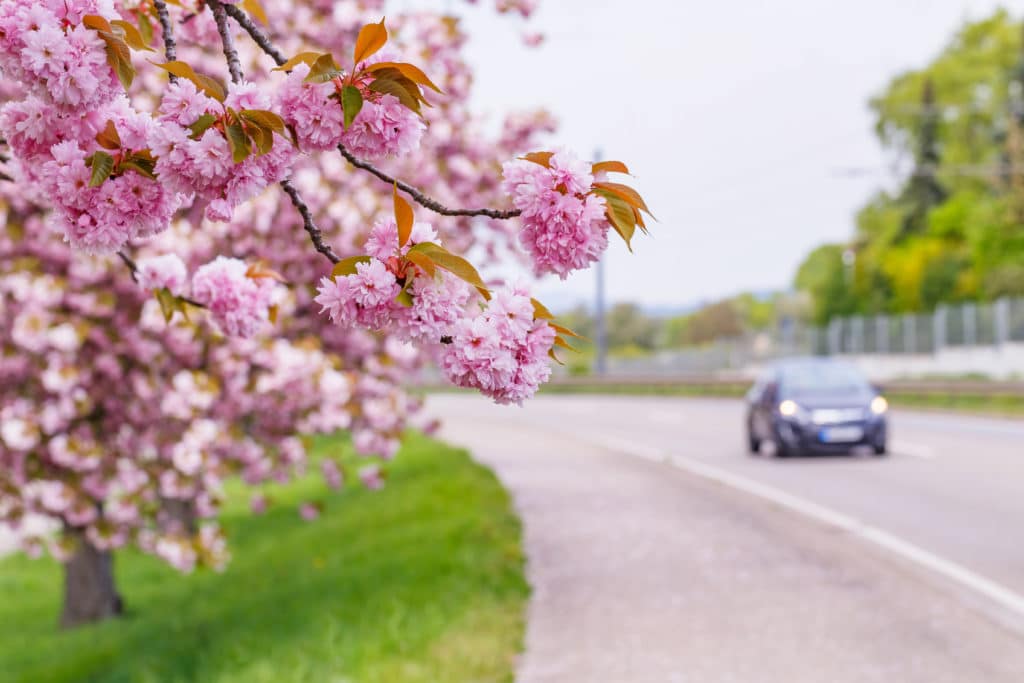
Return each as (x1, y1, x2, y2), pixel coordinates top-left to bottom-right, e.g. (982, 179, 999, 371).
(405, 1, 1024, 310)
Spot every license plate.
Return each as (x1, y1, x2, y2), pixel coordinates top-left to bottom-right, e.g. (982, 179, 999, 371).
(819, 426, 863, 443)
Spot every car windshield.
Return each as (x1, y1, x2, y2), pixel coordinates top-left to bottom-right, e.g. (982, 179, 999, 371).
(779, 362, 869, 395)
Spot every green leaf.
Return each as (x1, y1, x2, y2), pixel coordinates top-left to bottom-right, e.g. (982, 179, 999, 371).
(304, 53, 343, 84)
(407, 242, 490, 297)
(133, 9, 154, 47)
(368, 76, 420, 113)
(341, 85, 364, 129)
(405, 250, 436, 277)
(248, 123, 274, 156)
(225, 123, 251, 163)
(122, 154, 157, 179)
(596, 191, 636, 250)
(102, 34, 135, 90)
(593, 181, 654, 218)
(366, 61, 442, 93)
(331, 255, 371, 279)
(240, 109, 286, 134)
(155, 287, 178, 323)
(87, 151, 115, 188)
(395, 284, 414, 307)
(188, 113, 218, 139)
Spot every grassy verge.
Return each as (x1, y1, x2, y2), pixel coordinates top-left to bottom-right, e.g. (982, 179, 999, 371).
(537, 382, 1024, 416)
(0, 433, 528, 683)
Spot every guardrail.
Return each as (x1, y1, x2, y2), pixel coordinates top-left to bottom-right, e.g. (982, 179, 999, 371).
(546, 375, 1024, 397)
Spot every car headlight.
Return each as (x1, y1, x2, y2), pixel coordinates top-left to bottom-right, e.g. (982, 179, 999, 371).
(779, 400, 800, 417)
(870, 396, 888, 415)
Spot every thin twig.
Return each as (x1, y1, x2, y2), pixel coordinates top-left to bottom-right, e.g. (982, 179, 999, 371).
(220, 3, 289, 67)
(221, 5, 522, 221)
(209, 0, 244, 84)
(280, 180, 340, 264)
(152, 0, 177, 79)
(118, 250, 206, 307)
(336, 143, 521, 219)
(210, 0, 337, 265)
(117, 250, 140, 282)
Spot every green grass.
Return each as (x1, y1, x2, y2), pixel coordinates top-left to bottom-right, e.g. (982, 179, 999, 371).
(0, 433, 528, 683)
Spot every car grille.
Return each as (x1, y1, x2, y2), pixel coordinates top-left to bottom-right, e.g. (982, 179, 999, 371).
(811, 408, 867, 424)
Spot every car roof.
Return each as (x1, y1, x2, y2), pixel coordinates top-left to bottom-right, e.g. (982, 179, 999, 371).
(769, 357, 864, 376)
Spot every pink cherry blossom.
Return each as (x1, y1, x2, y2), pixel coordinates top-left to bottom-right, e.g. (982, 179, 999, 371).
(440, 285, 555, 405)
(136, 254, 188, 296)
(190, 257, 277, 338)
(501, 149, 611, 279)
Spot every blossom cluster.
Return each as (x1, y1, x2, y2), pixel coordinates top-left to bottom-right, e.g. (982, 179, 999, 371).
(136, 254, 279, 339)
(51, 105, 185, 251)
(153, 80, 297, 222)
(277, 62, 425, 159)
(440, 285, 556, 404)
(0, 0, 121, 111)
(191, 257, 279, 338)
(315, 216, 557, 404)
(315, 218, 475, 344)
(501, 150, 611, 279)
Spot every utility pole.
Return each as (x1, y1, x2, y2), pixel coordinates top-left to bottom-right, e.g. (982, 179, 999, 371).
(594, 147, 608, 376)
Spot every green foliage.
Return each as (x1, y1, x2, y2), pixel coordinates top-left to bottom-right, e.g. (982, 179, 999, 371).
(795, 10, 1024, 321)
(606, 303, 660, 350)
(0, 434, 527, 683)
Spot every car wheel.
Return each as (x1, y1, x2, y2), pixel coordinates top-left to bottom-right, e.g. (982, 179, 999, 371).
(747, 426, 761, 454)
(775, 440, 801, 458)
(873, 442, 888, 456)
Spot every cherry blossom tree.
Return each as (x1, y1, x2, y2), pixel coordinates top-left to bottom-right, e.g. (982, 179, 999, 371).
(0, 0, 651, 627)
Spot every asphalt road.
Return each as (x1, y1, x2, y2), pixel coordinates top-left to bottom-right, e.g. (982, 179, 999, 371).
(428, 394, 1024, 682)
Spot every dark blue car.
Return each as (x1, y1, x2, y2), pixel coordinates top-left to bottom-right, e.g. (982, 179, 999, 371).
(745, 358, 888, 457)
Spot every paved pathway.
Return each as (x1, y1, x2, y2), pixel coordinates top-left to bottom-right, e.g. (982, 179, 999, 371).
(432, 395, 1024, 683)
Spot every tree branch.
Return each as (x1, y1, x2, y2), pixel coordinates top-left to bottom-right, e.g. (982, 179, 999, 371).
(280, 180, 340, 264)
(117, 250, 205, 308)
(210, 0, 338, 265)
(208, 0, 244, 85)
(336, 143, 521, 219)
(220, 3, 289, 67)
(222, 5, 522, 221)
(152, 0, 177, 78)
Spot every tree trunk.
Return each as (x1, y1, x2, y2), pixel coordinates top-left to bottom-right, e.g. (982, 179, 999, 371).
(160, 498, 197, 535)
(59, 530, 123, 629)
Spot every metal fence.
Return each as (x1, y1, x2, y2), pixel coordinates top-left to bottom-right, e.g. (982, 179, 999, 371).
(604, 297, 1024, 378)
(811, 297, 1024, 355)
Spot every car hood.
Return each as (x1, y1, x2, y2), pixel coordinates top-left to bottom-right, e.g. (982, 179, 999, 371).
(786, 391, 874, 410)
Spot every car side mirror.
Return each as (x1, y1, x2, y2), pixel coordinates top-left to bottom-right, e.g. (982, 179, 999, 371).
(763, 381, 778, 402)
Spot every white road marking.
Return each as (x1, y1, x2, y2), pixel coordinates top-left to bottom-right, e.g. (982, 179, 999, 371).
(892, 440, 936, 459)
(584, 434, 1024, 625)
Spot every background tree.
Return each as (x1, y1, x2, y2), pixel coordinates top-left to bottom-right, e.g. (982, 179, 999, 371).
(794, 10, 1024, 318)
